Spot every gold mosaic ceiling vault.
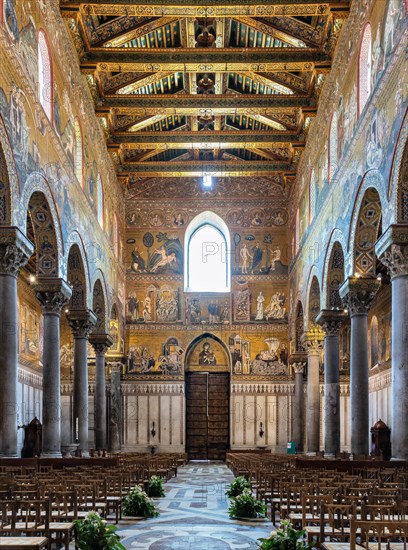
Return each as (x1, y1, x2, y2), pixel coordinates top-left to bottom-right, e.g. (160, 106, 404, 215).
(60, 0, 350, 189)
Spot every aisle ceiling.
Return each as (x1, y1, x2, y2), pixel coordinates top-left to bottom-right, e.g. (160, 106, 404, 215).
(60, 0, 350, 190)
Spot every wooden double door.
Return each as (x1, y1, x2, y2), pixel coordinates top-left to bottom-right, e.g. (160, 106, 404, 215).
(185, 372, 229, 461)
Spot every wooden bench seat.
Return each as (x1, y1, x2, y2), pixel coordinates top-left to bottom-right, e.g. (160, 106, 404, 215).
(0, 537, 48, 549)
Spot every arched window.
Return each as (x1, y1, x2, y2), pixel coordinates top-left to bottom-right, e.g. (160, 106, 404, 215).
(38, 30, 53, 122)
(96, 174, 104, 228)
(295, 208, 300, 254)
(309, 169, 316, 223)
(74, 119, 83, 186)
(328, 111, 338, 182)
(370, 316, 379, 368)
(185, 211, 230, 292)
(113, 213, 119, 257)
(358, 24, 372, 115)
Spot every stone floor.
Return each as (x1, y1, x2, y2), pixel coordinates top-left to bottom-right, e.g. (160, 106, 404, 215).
(116, 462, 274, 549)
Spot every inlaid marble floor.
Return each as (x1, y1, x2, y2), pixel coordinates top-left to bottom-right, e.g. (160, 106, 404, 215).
(116, 462, 274, 549)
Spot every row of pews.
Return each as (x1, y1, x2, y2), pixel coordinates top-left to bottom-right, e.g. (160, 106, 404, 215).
(0, 452, 187, 549)
(227, 451, 408, 549)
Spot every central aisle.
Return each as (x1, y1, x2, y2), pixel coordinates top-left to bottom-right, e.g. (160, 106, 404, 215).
(119, 462, 273, 549)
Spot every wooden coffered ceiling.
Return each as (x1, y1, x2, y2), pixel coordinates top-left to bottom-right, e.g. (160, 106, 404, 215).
(60, 0, 349, 189)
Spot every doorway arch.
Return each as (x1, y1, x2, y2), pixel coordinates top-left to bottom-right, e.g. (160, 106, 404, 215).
(184, 333, 231, 461)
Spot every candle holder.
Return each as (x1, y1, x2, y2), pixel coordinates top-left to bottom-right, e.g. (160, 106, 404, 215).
(151, 421, 156, 438)
(259, 422, 264, 438)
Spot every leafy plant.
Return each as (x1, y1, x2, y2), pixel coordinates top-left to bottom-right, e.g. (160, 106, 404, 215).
(228, 488, 266, 519)
(148, 475, 166, 498)
(123, 485, 159, 517)
(74, 511, 125, 550)
(226, 476, 251, 498)
(258, 519, 315, 550)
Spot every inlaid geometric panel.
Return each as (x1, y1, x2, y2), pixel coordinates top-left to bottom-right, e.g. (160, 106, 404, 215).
(67, 244, 86, 308)
(354, 188, 382, 276)
(327, 242, 344, 308)
(28, 191, 58, 276)
(308, 276, 320, 325)
(0, 142, 10, 225)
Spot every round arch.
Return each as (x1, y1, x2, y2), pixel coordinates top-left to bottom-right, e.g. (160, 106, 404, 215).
(90, 269, 109, 332)
(306, 272, 321, 329)
(0, 114, 19, 225)
(92, 279, 107, 334)
(321, 229, 347, 306)
(63, 230, 91, 304)
(66, 241, 89, 309)
(184, 210, 231, 292)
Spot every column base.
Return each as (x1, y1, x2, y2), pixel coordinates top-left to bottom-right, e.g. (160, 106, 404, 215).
(0, 453, 18, 458)
(324, 453, 336, 459)
(41, 451, 62, 459)
(306, 451, 318, 456)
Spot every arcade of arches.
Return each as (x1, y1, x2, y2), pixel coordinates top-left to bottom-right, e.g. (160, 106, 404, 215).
(0, 0, 407, 463)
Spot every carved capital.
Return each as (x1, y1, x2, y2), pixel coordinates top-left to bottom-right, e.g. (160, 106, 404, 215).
(316, 309, 348, 336)
(375, 225, 408, 279)
(301, 326, 324, 355)
(33, 278, 72, 315)
(89, 333, 113, 356)
(0, 227, 34, 278)
(66, 309, 97, 339)
(292, 362, 305, 375)
(339, 276, 381, 316)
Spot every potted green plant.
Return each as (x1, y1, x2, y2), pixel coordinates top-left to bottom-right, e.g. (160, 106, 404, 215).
(257, 519, 315, 550)
(228, 488, 267, 519)
(226, 476, 251, 498)
(123, 485, 159, 518)
(74, 511, 126, 550)
(148, 475, 166, 498)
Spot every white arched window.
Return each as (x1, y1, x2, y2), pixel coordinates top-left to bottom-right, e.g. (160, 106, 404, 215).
(329, 111, 338, 182)
(74, 119, 83, 186)
(38, 30, 53, 122)
(113, 213, 119, 257)
(358, 24, 372, 115)
(309, 169, 316, 223)
(295, 208, 300, 254)
(96, 174, 104, 228)
(185, 211, 230, 292)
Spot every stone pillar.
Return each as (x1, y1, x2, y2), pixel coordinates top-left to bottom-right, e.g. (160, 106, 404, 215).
(291, 359, 306, 452)
(89, 334, 113, 450)
(316, 309, 347, 457)
(109, 363, 122, 453)
(301, 328, 324, 454)
(376, 224, 408, 459)
(33, 279, 72, 457)
(66, 309, 96, 455)
(0, 228, 33, 457)
(339, 276, 380, 457)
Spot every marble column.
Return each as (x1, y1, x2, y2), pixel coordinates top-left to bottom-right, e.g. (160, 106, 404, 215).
(66, 309, 96, 455)
(339, 276, 380, 457)
(291, 359, 306, 453)
(89, 334, 113, 450)
(301, 328, 324, 454)
(109, 363, 122, 453)
(376, 224, 408, 459)
(316, 309, 347, 457)
(0, 228, 33, 457)
(33, 278, 72, 457)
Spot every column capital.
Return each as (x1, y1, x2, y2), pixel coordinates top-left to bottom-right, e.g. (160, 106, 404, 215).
(89, 333, 113, 356)
(66, 309, 97, 339)
(301, 326, 324, 355)
(375, 224, 408, 279)
(0, 227, 34, 278)
(316, 309, 348, 336)
(289, 352, 307, 364)
(33, 278, 72, 315)
(292, 362, 306, 375)
(339, 276, 381, 316)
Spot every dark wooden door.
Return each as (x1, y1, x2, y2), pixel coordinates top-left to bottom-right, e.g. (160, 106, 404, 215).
(186, 372, 229, 461)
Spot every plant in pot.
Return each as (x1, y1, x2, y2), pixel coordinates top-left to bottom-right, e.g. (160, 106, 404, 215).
(74, 511, 126, 550)
(123, 485, 159, 518)
(226, 476, 251, 498)
(148, 475, 166, 498)
(228, 488, 266, 519)
(258, 519, 315, 550)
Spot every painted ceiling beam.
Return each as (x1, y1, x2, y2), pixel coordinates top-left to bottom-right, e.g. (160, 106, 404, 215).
(61, 2, 349, 17)
(109, 130, 304, 147)
(97, 93, 316, 110)
(117, 160, 296, 176)
(82, 47, 330, 67)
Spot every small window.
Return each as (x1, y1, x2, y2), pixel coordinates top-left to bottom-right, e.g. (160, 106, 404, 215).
(96, 174, 104, 228)
(328, 111, 338, 182)
(113, 213, 119, 257)
(309, 169, 316, 223)
(358, 24, 372, 115)
(38, 30, 53, 122)
(74, 119, 83, 186)
(185, 212, 230, 292)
